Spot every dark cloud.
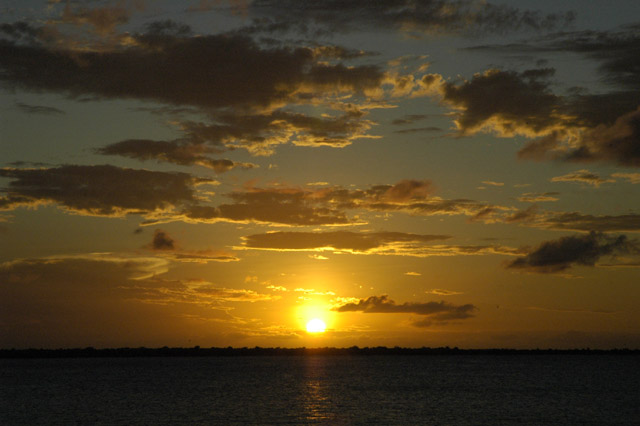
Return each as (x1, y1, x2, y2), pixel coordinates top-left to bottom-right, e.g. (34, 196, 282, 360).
(441, 68, 562, 137)
(146, 228, 239, 262)
(176, 108, 377, 155)
(15, 102, 65, 115)
(181, 188, 350, 226)
(0, 30, 384, 113)
(506, 231, 638, 273)
(460, 27, 640, 167)
(0, 165, 211, 217)
(391, 114, 429, 125)
(538, 27, 640, 90)
(250, 0, 575, 36)
(151, 229, 175, 250)
(393, 126, 442, 134)
(465, 26, 640, 93)
(499, 207, 640, 233)
(242, 231, 451, 252)
(98, 139, 256, 172)
(535, 212, 640, 233)
(333, 295, 477, 325)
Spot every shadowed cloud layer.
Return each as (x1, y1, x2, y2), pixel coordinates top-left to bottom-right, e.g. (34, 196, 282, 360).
(0, 29, 383, 112)
(0, 255, 271, 346)
(250, 0, 575, 36)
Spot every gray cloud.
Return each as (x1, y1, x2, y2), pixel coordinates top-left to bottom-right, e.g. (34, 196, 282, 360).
(0, 29, 383, 113)
(506, 231, 638, 273)
(146, 228, 239, 263)
(151, 229, 175, 251)
(333, 295, 477, 326)
(460, 27, 640, 167)
(391, 114, 429, 125)
(393, 126, 442, 134)
(15, 102, 65, 115)
(0, 165, 211, 217)
(441, 68, 562, 137)
(98, 139, 257, 172)
(534, 212, 640, 233)
(250, 0, 575, 36)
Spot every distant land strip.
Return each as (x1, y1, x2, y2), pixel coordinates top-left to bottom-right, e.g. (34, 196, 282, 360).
(1, 347, 638, 359)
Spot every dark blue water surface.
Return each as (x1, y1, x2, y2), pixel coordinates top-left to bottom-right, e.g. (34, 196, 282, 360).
(1, 355, 638, 425)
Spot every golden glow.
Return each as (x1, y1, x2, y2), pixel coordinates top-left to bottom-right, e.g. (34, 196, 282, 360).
(306, 318, 327, 333)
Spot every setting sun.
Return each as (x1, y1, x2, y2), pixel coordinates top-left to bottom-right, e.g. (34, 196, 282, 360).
(306, 318, 327, 333)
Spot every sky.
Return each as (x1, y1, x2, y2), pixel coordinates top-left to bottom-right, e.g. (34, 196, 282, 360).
(1, 0, 639, 349)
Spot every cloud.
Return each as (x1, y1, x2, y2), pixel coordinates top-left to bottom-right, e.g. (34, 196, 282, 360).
(462, 28, 640, 168)
(146, 229, 239, 263)
(15, 102, 64, 115)
(57, 2, 137, 35)
(440, 68, 563, 138)
(241, 230, 519, 258)
(332, 295, 476, 326)
(550, 170, 615, 187)
(98, 139, 257, 172)
(532, 212, 640, 233)
(0, 255, 273, 346)
(206, 179, 512, 226)
(502, 207, 640, 233)
(535, 27, 640, 91)
(393, 126, 442, 134)
(612, 173, 640, 184)
(0, 29, 384, 113)
(174, 108, 379, 156)
(391, 114, 429, 125)
(0, 165, 212, 218)
(241, 231, 451, 254)
(181, 189, 350, 226)
(404, 271, 421, 276)
(557, 107, 640, 168)
(150, 229, 176, 250)
(425, 289, 463, 296)
(132, 278, 275, 305)
(482, 181, 504, 187)
(250, 0, 575, 36)
(506, 231, 638, 273)
(518, 192, 559, 203)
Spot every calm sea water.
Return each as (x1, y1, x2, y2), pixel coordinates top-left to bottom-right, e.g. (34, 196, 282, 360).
(1, 355, 638, 425)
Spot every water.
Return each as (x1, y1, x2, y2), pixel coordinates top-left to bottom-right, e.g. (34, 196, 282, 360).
(1, 355, 638, 425)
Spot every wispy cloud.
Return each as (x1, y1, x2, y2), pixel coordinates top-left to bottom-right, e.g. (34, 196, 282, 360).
(550, 170, 615, 187)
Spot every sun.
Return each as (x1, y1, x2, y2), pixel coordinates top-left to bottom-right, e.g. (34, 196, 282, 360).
(306, 318, 327, 333)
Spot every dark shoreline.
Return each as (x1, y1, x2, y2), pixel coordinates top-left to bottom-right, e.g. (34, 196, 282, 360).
(1, 346, 638, 359)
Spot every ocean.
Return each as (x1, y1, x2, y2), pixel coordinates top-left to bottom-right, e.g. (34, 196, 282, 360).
(1, 355, 638, 425)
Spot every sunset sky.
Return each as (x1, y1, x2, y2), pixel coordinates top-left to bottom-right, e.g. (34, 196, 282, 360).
(1, 0, 639, 349)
